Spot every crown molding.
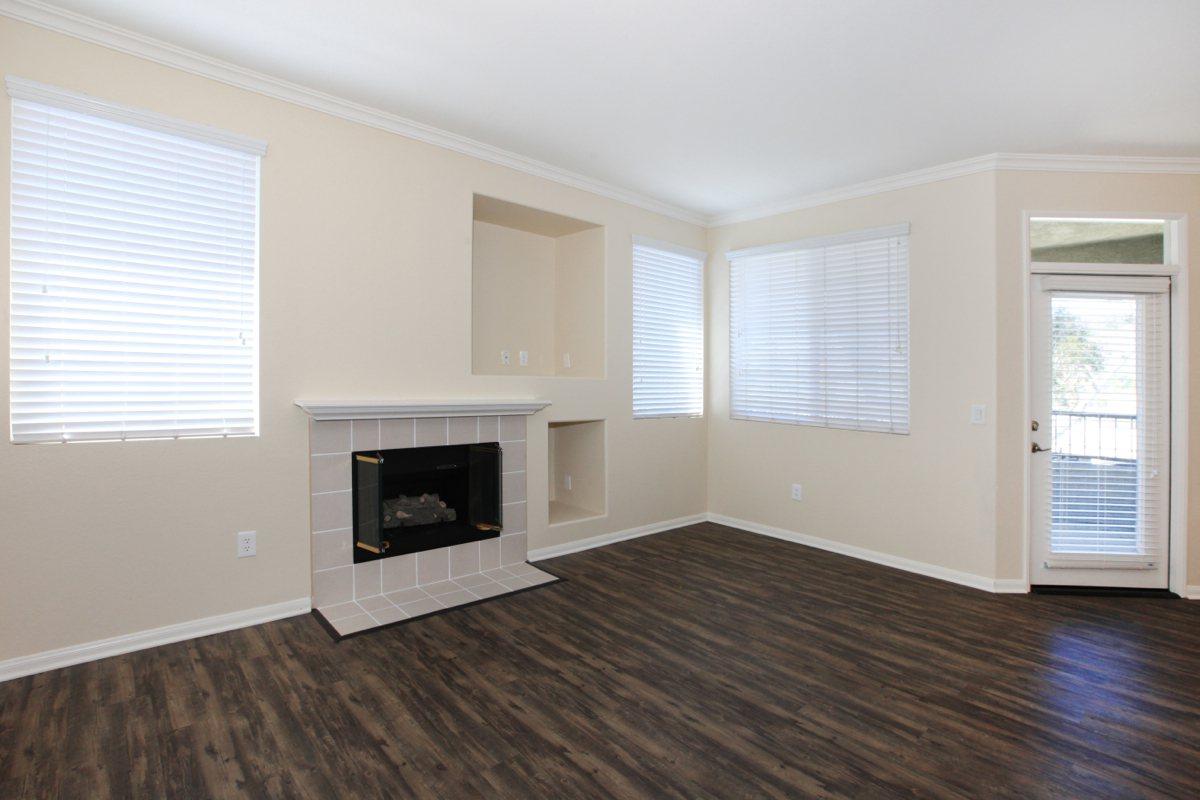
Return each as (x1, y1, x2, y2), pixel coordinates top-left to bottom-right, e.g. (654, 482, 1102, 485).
(711, 153, 1200, 227)
(993, 153, 1200, 174)
(711, 154, 1001, 226)
(0, 0, 707, 226)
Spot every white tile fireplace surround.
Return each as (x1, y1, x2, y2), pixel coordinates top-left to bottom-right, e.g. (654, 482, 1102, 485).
(295, 399, 555, 637)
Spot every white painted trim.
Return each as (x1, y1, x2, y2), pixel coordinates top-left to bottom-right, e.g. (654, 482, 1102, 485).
(0, 597, 310, 683)
(997, 154, 1200, 175)
(711, 154, 1200, 227)
(1030, 262, 1181, 276)
(531, 511, 1032, 594)
(1167, 218, 1190, 597)
(528, 513, 707, 561)
(294, 399, 551, 420)
(707, 513, 1017, 594)
(6, 75, 267, 154)
(1036, 274, 1170, 293)
(713, 155, 1001, 226)
(1185, 585, 1200, 600)
(0, 0, 705, 226)
(725, 222, 910, 261)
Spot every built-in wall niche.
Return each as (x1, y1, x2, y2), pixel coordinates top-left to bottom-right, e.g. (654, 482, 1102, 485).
(548, 419, 606, 525)
(471, 195, 605, 377)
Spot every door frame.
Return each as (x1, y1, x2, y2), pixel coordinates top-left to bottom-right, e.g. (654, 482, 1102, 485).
(1020, 211, 1189, 596)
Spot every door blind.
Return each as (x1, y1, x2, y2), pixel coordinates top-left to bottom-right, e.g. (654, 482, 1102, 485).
(9, 83, 263, 443)
(632, 237, 705, 418)
(1042, 280, 1169, 568)
(728, 224, 909, 433)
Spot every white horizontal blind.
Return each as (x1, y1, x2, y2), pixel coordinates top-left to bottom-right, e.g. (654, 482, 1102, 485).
(632, 239, 704, 418)
(10, 95, 261, 443)
(729, 226, 909, 433)
(1044, 285, 1168, 568)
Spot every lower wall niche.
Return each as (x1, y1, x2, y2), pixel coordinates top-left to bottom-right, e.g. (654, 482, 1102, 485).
(548, 419, 607, 525)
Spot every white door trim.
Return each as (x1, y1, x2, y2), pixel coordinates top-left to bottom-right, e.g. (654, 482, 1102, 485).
(1021, 211, 1190, 595)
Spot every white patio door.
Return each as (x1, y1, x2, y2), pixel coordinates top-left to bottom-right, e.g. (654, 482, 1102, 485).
(1029, 274, 1170, 588)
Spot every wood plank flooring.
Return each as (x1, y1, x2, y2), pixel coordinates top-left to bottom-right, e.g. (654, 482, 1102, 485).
(2, 521, 1199, 798)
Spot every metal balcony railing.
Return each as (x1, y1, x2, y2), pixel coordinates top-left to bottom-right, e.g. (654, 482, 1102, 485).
(1049, 410, 1140, 552)
(1051, 410, 1137, 462)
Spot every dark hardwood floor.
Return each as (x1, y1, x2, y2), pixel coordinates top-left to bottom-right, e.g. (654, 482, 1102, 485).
(3, 522, 1199, 798)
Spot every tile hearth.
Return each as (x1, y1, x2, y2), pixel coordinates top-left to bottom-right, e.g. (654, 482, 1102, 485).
(317, 562, 559, 636)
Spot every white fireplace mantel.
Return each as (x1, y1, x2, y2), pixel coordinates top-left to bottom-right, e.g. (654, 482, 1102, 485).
(294, 398, 551, 421)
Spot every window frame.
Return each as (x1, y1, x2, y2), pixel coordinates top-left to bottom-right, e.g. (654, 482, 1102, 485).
(7, 77, 266, 444)
(631, 234, 706, 420)
(726, 223, 910, 434)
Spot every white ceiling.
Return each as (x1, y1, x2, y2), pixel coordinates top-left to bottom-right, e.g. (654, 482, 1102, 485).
(22, 0, 1200, 220)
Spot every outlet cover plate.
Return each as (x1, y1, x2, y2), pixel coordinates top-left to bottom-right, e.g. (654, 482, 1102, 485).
(236, 530, 256, 558)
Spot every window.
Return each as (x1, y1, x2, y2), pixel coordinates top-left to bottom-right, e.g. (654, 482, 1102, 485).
(728, 224, 909, 433)
(632, 236, 705, 418)
(1030, 217, 1167, 265)
(8, 78, 265, 443)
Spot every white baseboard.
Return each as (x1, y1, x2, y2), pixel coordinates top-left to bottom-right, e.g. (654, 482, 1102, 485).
(528, 513, 708, 562)
(529, 511, 1033, 595)
(0, 597, 311, 683)
(707, 513, 1023, 594)
(1186, 585, 1200, 600)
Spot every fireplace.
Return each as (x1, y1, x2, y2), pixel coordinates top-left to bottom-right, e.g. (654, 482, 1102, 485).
(298, 402, 554, 636)
(352, 442, 503, 561)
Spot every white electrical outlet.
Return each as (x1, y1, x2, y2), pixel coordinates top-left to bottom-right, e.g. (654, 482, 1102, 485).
(791, 483, 803, 501)
(562, 352, 572, 369)
(564, 473, 573, 491)
(519, 350, 529, 366)
(236, 530, 256, 558)
(970, 404, 987, 425)
(500, 350, 511, 366)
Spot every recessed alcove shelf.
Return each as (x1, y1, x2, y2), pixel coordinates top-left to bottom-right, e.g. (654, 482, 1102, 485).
(471, 195, 605, 378)
(548, 419, 607, 525)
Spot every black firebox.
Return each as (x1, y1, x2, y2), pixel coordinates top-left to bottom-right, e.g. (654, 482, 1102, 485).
(351, 442, 503, 562)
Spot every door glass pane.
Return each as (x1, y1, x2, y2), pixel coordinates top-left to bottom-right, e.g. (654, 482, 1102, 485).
(1031, 218, 1165, 264)
(1049, 293, 1161, 557)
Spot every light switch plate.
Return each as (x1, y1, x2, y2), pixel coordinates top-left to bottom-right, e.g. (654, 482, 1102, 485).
(970, 404, 987, 425)
(519, 350, 529, 366)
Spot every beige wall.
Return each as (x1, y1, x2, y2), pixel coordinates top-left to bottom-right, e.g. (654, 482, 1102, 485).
(554, 228, 606, 378)
(706, 173, 1001, 579)
(0, 17, 707, 662)
(471, 220, 557, 375)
